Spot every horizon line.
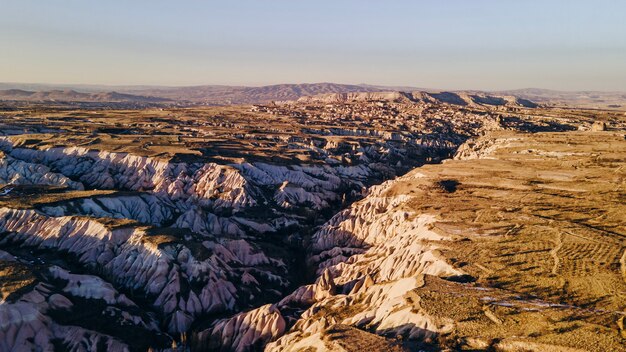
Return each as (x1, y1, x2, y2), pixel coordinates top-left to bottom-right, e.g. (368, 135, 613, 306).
(1, 81, 625, 94)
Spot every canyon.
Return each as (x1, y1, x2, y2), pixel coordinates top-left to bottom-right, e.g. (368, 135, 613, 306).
(0, 96, 625, 351)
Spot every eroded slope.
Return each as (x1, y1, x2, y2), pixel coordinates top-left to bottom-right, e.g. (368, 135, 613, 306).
(254, 131, 626, 352)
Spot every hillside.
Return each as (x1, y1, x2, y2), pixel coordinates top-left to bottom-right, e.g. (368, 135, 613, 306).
(295, 91, 538, 108)
(262, 130, 626, 351)
(127, 83, 385, 104)
(0, 89, 169, 103)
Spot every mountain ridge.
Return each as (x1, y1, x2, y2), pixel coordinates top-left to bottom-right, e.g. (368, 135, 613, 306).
(0, 82, 624, 109)
(293, 90, 539, 108)
(0, 89, 169, 103)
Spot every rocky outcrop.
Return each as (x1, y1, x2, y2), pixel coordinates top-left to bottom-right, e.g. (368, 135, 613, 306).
(0, 301, 131, 352)
(192, 304, 286, 352)
(278, 269, 336, 307)
(0, 261, 163, 352)
(296, 92, 413, 104)
(453, 134, 521, 160)
(591, 120, 607, 131)
(261, 170, 462, 351)
(0, 208, 288, 336)
(0, 139, 406, 214)
(5, 145, 256, 209)
(192, 168, 465, 351)
(0, 151, 83, 189)
(295, 90, 539, 108)
(40, 194, 174, 225)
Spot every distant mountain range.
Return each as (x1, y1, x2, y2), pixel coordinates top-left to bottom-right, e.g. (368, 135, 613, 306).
(489, 88, 626, 109)
(0, 89, 168, 103)
(0, 83, 384, 105)
(0, 82, 624, 109)
(126, 83, 385, 104)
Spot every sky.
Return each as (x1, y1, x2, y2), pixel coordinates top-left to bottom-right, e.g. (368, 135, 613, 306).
(1, 0, 625, 91)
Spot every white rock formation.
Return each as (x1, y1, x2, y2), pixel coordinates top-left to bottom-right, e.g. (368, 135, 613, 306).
(0, 151, 83, 189)
(41, 194, 174, 225)
(199, 170, 463, 351)
(0, 262, 162, 352)
(0, 301, 130, 352)
(0, 208, 287, 335)
(4, 145, 256, 209)
(0, 119, 484, 350)
(192, 304, 286, 352)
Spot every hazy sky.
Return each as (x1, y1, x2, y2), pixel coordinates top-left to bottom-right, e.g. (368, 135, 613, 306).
(1, 0, 625, 90)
